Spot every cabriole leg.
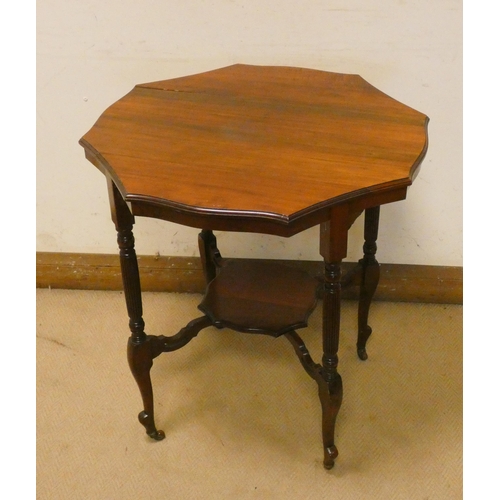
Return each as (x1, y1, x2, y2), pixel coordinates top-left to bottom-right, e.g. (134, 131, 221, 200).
(127, 337, 165, 440)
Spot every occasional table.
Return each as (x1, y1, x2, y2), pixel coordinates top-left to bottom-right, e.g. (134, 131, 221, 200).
(79, 64, 429, 469)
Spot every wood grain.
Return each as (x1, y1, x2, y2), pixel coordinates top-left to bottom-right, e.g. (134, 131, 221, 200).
(198, 259, 320, 336)
(80, 64, 429, 228)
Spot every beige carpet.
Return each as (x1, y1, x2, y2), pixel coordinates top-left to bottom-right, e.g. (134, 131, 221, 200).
(37, 289, 462, 499)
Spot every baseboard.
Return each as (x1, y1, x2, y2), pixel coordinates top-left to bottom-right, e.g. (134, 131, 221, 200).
(36, 252, 463, 304)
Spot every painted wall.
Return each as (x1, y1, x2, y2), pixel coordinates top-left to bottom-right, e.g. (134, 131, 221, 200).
(37, 0, 462, 266)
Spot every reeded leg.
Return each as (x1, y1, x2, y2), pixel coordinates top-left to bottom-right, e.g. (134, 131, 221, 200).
(357, 206, 380, 360)
(318, 207, 349, 469)
(320, 262, 344, 469)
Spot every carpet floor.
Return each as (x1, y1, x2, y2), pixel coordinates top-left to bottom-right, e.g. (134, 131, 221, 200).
(37, 289, 462, 499)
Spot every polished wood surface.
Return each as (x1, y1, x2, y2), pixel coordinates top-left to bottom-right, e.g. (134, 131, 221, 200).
(80, 64, 428, 230)
(79, 65, 429, 470)
(198, 259, 319, 336)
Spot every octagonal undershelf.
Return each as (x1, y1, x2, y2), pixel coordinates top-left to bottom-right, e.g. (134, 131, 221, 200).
(198, 260, 320, 337)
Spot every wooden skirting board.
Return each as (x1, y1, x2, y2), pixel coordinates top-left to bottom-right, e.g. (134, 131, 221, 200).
(36, 252, 462, 304)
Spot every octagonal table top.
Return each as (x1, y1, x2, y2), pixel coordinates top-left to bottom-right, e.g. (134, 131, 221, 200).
(80, 64, 428, 230)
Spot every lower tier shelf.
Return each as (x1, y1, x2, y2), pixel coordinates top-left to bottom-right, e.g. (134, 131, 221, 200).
(198, 259, 320, 337)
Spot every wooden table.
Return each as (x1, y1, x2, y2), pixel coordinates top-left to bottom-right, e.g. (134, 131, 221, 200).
(79, 64, 429, 469)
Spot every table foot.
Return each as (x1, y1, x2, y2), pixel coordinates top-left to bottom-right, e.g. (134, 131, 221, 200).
(318, 372, 343, 471)
(357, 348, 368, 361)
(128, 318, 212, 441)
(128, 338, 161, 441)
(285, 330, 342, 469)
(356, 326, 372, 361)
(323, 445, 339, 469)
(139, 411, 166, 441)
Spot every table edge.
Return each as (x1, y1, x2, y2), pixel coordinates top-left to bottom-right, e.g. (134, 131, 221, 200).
(79, 133, 427, 235)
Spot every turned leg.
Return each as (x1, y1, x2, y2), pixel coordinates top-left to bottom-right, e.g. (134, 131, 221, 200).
(117, 224, 165, 440)
(320, 262, 344, 469)
(109, 179, 164, 440)
(198, 229, 222, 284)
(357, 206, 380, 361)
(318, 207, 349, 469)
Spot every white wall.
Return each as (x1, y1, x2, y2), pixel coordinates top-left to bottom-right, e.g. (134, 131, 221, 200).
(36, 0, 462, 266)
